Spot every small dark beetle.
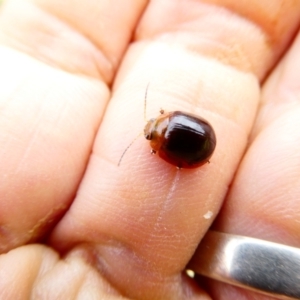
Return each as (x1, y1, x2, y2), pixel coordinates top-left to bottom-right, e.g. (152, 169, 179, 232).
(144, 110, 216, 169)
(118, 85, 216, 168)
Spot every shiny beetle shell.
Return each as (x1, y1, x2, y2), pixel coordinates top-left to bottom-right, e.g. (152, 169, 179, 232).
(144, 111, 216, 169)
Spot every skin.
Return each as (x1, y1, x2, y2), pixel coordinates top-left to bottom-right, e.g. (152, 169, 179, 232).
(0, 0, 299, 299)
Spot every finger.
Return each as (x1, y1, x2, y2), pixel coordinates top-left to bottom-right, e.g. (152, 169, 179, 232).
(0, 0, 147, 81)
(207, 25, 300, 300)
(213, 28, 300, 245)
(0, 244, 125, 299)
(0, 0, 146, 252)
(50, 1, 300, 299)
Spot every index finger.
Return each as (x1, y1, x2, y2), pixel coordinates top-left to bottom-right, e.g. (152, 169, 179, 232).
(50, 1, 300, 299)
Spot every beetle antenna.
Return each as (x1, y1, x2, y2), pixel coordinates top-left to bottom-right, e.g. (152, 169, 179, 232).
(118, 132, 143, 166)
(144, 82, 150, 122)
(118, 83, 150, 167)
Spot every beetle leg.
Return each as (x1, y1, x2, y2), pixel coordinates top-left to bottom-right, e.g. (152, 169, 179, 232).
(176, 162, 182, 170)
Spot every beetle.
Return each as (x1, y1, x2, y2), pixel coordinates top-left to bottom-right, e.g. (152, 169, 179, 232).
(144, 109, 216, 169)
(118, 85, 216, 169)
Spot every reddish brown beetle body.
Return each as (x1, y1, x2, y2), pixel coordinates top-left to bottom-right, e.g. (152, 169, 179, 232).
(144, 111, 216, 169)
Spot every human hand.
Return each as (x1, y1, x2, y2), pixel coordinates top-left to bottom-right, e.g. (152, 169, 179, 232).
(0, 1, 299, 299)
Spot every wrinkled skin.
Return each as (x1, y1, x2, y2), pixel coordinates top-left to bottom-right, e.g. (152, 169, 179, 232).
(0, 0, 300, 299)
